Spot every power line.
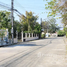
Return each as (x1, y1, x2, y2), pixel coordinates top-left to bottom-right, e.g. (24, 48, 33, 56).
(14, 0, 26, 11)
(0, 1, 11, 10)
(0, 3, 11, 10)
(0, 1, 23, 17)
(14, 0, 45, 10)
(0, 1, 11, 7)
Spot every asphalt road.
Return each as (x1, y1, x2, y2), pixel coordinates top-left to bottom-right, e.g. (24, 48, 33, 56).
(0, 37, 67, 67)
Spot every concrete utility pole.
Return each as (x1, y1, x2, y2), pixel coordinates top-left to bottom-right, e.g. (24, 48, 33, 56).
(41, 18, 42, 29)
(40, 18, 42, 38)
(11, 0, 14, 44)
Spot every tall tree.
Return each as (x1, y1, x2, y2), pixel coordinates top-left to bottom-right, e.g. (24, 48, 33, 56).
(0, 11, 10, 29)
(42, 17, 59, 33)
(20, 11, 38, 32)
(45, 0, 67, 26)
(42, 20, 49, 33)
(34, 22, 41, 33)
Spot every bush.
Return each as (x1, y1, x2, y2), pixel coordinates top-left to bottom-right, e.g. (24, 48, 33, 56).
(58, 30, 65, 36)
(66, 33, 67, 38)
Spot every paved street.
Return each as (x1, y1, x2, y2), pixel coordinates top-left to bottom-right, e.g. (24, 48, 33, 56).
(0, 37, 67, 67)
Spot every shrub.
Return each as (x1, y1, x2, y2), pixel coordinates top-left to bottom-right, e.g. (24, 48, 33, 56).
(58, 30, 65, 36)
(66, 33, 67, 38)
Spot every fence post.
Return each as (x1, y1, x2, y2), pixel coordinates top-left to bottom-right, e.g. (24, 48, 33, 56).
(21, 31, 23, 42)
(36, 34, 37, 37)
(32, 33, 33, 37)
(16, 31, 18, 43)
(25, 33, 27, 38)
(16, 31, 18, 39)
(29, 33, 30, 38)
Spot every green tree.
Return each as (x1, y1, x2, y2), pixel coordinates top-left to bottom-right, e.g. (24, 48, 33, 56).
(57, 30, 65, 36)
(20, 11, 38, 32)
(42, 21, 49, 33)
(48, 18, 59, 33)
(0, 11, 12, 38)
(0, 11, 10, 29)
(34, 22, 41, 34)
(14, 21, 22, 33)
(42, 17, 59, 33)
(45, 0, 67, 26)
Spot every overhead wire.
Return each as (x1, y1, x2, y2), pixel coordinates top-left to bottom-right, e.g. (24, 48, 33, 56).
(0, 4, 11, 10)
(0, 0, 46, 11)
(0, 1, 45, 18)
(14, 0, 26, 11)
(14, 0, 45, 10)
(0, 1, 11, 10)
(0, 1, 11, 7)
(0, 1, 23, 18)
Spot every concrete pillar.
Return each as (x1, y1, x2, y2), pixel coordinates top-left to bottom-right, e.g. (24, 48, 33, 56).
(21, 31, 23, 42)
(16, 31, 18, 39)
(32, 33, 33, 37)
(25, 33, 27, 38)
(36, 34, 37, 37)
(29, 33, 30, 38)
(37, 34, 39, 38)
(16, 31, 18, 43)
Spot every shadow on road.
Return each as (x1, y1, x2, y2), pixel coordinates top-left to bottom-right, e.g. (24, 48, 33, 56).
(1, 37, 58, 48)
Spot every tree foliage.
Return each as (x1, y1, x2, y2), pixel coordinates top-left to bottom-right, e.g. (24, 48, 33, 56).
(57, 30, 65, 36)
(42, 17, 59, 33)
(14, 21, 22, 32)
(0, 11, 10, 29)
(34, 22, 41, 33)
(45, 0, 67, 26)
(0, 11, 22, 38)
(20, 11, 41, 33)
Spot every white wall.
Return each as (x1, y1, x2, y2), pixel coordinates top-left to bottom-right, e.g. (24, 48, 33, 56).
(24, 37, 39, 41)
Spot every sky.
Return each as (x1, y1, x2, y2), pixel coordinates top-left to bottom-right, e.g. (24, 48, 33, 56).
(0, 0, 63, 29)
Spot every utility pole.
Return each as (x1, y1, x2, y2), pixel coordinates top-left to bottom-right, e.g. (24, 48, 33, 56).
(40, 18, 42, 39)
(11, 0, 14, 44)
(41, 18, 42, 29)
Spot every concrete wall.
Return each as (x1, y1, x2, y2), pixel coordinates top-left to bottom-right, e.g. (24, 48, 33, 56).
(21, 32, 39, 42)
(24, 37, 39, 41)
(14, 38, 18, 43)
(0, 31, 39, 46)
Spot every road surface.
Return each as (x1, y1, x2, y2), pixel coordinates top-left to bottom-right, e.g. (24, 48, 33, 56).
(0, 37, 67, 67)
